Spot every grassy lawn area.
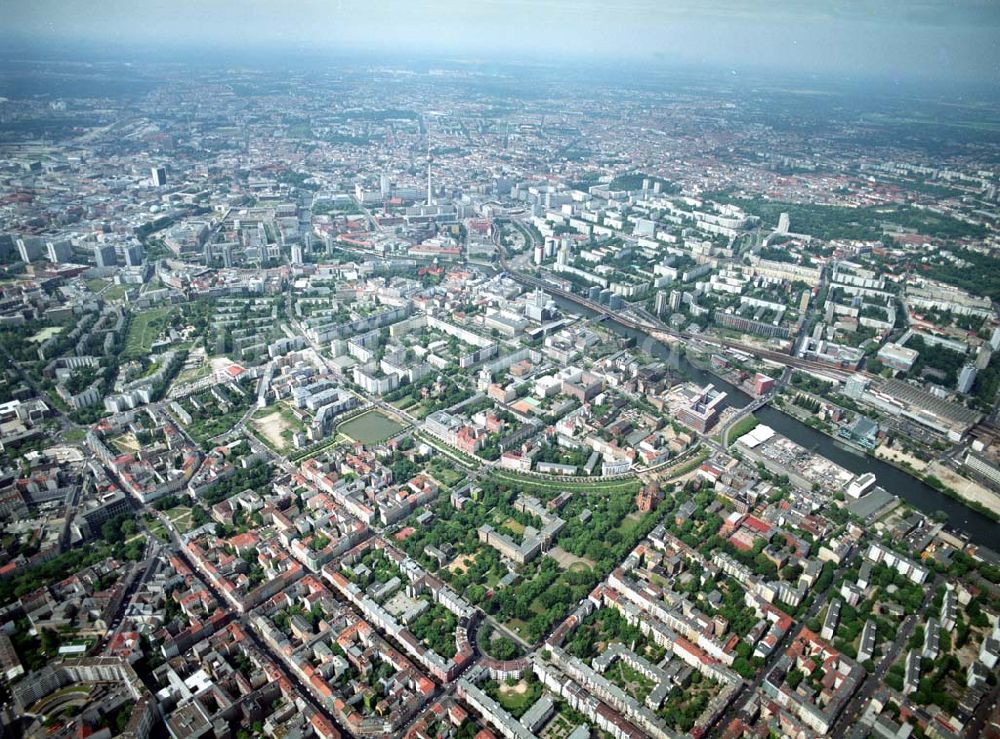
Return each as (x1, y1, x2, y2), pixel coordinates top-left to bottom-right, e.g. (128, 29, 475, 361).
(497, 681, 536, 712)
(392, 395, 417, 411)
(28, 326, 63, 344)
(501, 517, 526, 536)
(110, 432, 141, 454)
(338, 409, 407, 444)
(63, 427, 87, 443)
(505, 618, 530, 639)
(164, 506, 194, 533)
(487, 677, 543, 718)
(104, 284, 127, 301)
(146, 516, 169, 542)
(426, 458, 464, 488)
(725, 413, 758, 446)
(85, 278, 108, 293)
(176, 362, 212, 384)
(401, 400, 432, 419)
(125, 307, 175, 358)
(615, 510, 646, 537)
(610, 660, 656, 703)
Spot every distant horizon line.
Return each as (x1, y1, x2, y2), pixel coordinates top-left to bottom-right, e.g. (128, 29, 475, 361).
(0, 35, 998, 97)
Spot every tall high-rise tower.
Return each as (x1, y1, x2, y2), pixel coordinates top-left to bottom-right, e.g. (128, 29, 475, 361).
(94, 243, 116, 268)
(426, 147, 433, 206)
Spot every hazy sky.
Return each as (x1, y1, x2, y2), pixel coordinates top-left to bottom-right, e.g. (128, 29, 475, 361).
(3, 0, 999, 83)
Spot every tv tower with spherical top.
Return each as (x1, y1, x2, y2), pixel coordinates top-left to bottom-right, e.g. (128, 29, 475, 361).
(425, 144, 433, 206)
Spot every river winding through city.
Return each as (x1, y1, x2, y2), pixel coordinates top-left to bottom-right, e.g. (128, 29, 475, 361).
(553, 295, 997, 547)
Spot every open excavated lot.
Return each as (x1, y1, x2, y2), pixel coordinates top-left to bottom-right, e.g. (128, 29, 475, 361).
(252, 411, 294, 449)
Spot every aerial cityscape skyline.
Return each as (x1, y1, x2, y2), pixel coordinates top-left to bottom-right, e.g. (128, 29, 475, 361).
(0, 3, 998, 739)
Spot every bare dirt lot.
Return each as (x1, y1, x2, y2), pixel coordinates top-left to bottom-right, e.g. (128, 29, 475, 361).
(875, 444, 929, 472)
(547, 546, 595, 572)
(252, 411, 292, 450)
(448, 553, 478, 575)
(926, 461, 1000, 517)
